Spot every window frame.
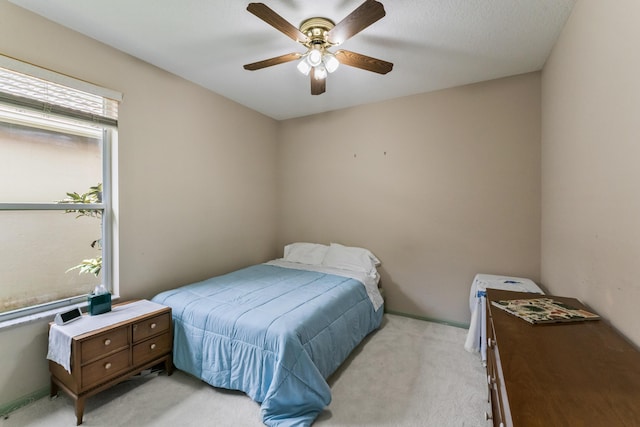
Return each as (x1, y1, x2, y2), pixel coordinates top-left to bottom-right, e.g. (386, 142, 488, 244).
(0, 56, 120, 325)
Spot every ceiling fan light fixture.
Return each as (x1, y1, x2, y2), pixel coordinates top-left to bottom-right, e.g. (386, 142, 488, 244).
(297, 59, 312, 75)
(313, 65, 327, 80)
(323, 52, 340, 73)
(307, 49, 323, 67)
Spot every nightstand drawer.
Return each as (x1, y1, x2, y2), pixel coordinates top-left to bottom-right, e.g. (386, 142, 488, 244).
(80, 326, 129, 363)
(81, 348, 129, 388)
(132, 312, 170, 342)
(132, 332, 172, 365)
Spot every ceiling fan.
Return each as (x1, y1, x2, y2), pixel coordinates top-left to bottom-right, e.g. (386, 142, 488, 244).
(243, 0, 394, 95)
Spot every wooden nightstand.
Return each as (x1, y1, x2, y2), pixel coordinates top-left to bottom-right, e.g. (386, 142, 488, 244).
(48, 300, 173, 425)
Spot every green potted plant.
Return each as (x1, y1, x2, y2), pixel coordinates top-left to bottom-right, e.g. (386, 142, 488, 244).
(58, 183, 102, 276)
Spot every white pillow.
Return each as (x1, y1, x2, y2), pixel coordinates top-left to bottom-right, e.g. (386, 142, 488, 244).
(283, 242, 328, 265)
(321, 243, 380, 275)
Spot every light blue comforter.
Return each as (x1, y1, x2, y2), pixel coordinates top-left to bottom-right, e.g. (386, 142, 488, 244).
(152, 264, 383, 426)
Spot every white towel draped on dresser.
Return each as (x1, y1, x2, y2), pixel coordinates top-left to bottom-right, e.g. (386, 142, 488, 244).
(464, 274, 543, 365)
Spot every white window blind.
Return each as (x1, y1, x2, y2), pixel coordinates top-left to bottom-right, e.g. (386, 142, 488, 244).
(0, 55, 120, 127)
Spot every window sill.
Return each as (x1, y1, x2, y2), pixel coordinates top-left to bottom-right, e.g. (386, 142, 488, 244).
(0, 295, 121, 331)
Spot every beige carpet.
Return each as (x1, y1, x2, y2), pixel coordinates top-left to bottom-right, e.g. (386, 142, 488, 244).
(1, 314, 488, 427)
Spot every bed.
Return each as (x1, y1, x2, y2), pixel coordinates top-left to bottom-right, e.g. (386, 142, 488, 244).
(151, 243, 384, 427)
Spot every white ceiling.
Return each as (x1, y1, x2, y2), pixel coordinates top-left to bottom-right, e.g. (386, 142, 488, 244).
(10, 0, 576, 120)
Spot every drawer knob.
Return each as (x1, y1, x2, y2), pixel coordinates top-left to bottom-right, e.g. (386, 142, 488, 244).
(150, 323, 157, 329)
(487, 338, 495, 348)
(104, 339, 111, 346)
(488, 375, 496, 390)
(150, 343, 157, 350)
(104, 362, 112, 370)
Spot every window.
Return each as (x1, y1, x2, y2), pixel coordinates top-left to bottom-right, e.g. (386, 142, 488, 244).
(0, 55, 120, 322)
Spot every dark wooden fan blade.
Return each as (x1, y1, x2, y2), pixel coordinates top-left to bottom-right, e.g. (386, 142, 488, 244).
(247, 3, 309, 43)
(335, 49, 393, 74)
(243, 53, 302, 70)
(327, 0, 386, 45)
(310, 69, 326, 95)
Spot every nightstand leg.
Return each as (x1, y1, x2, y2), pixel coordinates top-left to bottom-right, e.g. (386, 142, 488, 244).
(75, 397, 85, 425)
(165, 356, 174, 376)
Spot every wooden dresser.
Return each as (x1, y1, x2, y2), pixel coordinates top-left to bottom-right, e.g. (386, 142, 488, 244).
(485, 289, 640, 427)
(48, 300, 173, 425)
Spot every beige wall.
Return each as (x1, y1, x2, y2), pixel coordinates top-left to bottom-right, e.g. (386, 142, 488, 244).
(278, 73, 541, 324)
(541, 0, 640, 346)
(0, 1, 279, 407)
